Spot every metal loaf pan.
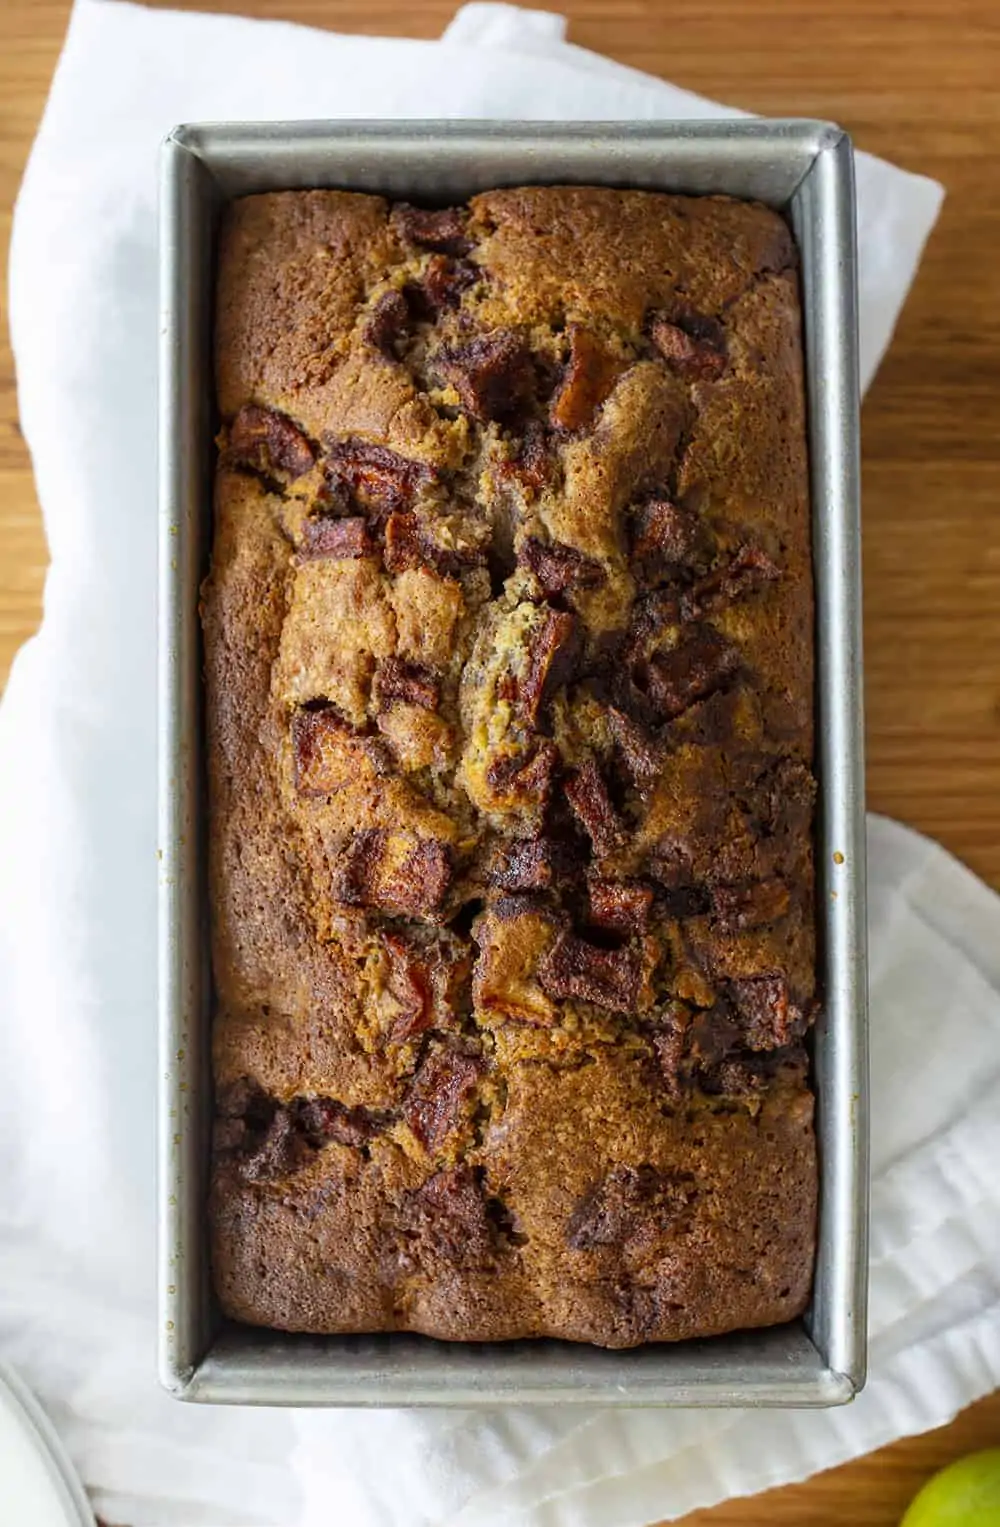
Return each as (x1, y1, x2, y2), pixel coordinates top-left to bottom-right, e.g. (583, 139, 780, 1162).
(158, 121, 867, 1407)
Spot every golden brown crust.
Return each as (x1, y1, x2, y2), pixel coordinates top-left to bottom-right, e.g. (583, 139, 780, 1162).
(205, 186, 817, 1347)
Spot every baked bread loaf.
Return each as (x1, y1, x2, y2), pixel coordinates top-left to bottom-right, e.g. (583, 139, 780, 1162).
(205, 186, 817, 1347)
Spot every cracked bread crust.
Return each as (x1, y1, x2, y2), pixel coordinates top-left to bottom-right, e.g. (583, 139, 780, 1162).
(205, 186, 817, 1347)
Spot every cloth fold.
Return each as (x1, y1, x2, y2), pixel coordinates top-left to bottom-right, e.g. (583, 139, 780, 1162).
(3, 4, 994, 1527)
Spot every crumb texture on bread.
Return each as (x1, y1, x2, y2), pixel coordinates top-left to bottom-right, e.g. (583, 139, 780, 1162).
(205, 186, 817, 1346)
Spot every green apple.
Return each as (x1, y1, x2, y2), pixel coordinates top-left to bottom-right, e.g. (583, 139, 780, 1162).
(901, 1449, 1000, 1526)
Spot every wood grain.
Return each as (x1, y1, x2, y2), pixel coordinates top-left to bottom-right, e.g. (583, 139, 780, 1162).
(2, 2, 998, 1523)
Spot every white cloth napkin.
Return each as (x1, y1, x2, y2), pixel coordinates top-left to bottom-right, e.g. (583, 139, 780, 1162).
(3, 2, 994, 1526)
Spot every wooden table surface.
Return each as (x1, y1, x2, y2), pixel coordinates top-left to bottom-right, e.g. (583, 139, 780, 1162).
(2, 1, 999, 1522)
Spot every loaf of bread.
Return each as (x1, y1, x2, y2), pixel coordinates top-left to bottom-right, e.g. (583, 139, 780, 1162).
(205, 186, 817, 1347)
